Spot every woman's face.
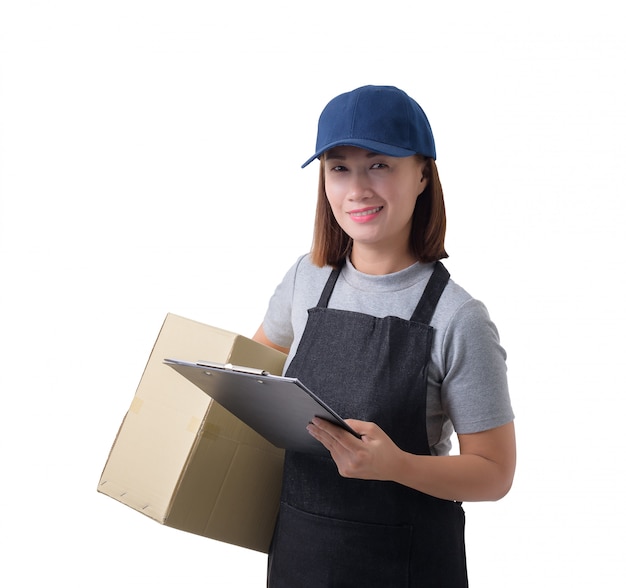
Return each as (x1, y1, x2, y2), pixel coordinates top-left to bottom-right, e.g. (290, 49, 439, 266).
(324, 146, 427, 257)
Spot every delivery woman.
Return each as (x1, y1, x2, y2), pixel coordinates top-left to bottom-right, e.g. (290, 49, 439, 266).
(253, 85, 516, 587)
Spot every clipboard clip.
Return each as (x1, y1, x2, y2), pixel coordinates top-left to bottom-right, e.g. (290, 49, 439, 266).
(196, 360, 270, 377)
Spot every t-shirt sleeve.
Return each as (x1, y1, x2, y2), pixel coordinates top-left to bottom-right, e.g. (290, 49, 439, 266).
(261, 257, 302, 349)
(440, 299, 514, 434)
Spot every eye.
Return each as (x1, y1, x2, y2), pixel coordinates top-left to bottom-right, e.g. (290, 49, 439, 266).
(329, 164, 348, 172)
(371, 162, 389, 170)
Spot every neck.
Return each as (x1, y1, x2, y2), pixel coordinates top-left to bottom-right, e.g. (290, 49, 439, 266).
(350, 244, 418, 275)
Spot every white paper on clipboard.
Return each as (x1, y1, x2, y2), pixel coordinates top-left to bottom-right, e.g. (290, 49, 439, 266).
(164, 358, 361, 455)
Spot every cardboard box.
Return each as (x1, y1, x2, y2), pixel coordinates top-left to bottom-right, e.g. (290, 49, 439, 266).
(97, 313, 286, 553)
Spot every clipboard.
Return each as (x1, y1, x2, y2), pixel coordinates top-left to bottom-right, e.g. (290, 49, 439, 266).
(164, 358, 361, 456)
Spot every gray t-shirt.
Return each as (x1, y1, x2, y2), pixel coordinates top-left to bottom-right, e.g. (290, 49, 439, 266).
(262, 254, 514, 456)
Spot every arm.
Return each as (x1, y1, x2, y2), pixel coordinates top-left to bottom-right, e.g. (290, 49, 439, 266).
(252, 323, 290, 355)
(306, 418, 516, 502)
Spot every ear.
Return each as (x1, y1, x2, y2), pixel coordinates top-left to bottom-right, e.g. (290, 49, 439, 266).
(418, 158, 430, 189)
(417, 180, 428, 198)
(418, 170, 429, 190)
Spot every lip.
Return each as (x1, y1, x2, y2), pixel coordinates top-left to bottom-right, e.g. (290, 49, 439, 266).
(348, 206, 383, 223)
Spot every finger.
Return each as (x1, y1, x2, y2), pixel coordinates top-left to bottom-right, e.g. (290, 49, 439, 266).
(310, 418, 363, 451)
(306, 420, 341, 454)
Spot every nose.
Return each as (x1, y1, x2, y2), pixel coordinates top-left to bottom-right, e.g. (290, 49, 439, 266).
(347, 170, 373, 201)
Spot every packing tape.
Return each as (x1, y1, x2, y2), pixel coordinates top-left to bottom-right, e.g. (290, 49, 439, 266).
(200, 422, 220, 441)
(187, 416, 220, 441)
(130, 397, 144, 414)
(187, 416, 201, 433)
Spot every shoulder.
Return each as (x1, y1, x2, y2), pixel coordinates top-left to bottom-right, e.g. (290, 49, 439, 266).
(433, 274, 507, 370)
(285, 253, 333, 295)
(262, 254, 332, 349)
(264, 253, 332, 317)
(433, 278, 482, 330)
(435, 276, 494, 333)
(293, 253, 333, 279)
(433, 273, 513, 434)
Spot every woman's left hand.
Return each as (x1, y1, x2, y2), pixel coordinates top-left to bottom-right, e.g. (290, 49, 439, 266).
(308, 416, 516, 501)
(306, 417, 401, 481)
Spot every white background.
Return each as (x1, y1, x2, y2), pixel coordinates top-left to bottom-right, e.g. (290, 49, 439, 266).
(1, 1, 624, 585)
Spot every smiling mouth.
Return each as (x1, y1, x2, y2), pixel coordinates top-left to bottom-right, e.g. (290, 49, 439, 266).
(350, 206, 383, 217)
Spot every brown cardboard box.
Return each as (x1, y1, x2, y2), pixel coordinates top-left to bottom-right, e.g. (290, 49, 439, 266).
(97, 313, 286, 553)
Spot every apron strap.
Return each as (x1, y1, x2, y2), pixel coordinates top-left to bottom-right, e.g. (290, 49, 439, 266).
(410, 261, 450, 324)
(317, 266, 342, 308)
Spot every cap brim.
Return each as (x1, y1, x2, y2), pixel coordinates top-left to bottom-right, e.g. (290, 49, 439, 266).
(301, 139, 419, 168)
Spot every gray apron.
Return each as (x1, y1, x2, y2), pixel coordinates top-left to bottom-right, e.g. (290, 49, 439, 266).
(268, 261, 468, 587)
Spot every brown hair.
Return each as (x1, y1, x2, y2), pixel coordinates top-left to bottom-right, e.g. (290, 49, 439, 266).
(310, 156, 448, 268)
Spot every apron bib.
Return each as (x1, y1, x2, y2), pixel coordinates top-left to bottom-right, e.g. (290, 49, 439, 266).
(268, 262, 468, 587)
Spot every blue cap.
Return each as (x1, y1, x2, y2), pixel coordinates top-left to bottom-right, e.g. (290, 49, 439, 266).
(301, 85, 436, 168)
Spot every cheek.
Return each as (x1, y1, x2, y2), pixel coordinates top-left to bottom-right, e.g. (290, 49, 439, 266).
(396, 187, 421, 223)
(324, 192, 349, 229)
(324, 182, 342, 212)
(326, 196, 345, 225)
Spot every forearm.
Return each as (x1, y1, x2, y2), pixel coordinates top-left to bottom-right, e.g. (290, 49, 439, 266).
(307, 419, 516, 502)
(391, 451, 514, 502)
